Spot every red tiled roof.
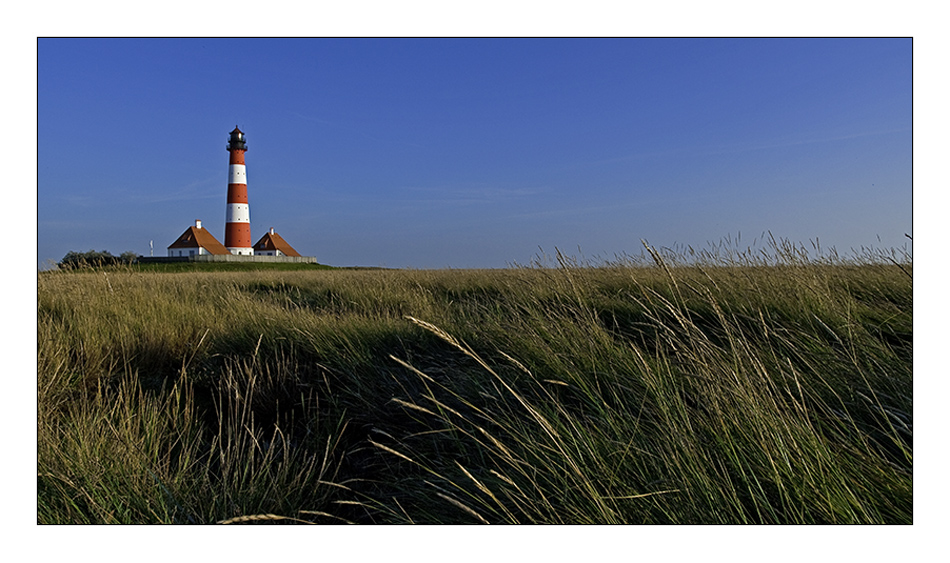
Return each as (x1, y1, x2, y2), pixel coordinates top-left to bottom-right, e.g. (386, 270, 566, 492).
(167, 226, 231, 254)
(253, 231, 302, 257)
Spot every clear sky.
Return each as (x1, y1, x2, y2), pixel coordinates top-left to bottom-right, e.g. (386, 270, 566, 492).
(37, 37, 911, 268)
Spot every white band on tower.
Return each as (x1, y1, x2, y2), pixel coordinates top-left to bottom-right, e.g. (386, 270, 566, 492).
(226, 203, 250, 223)
(228, 164, 247, 185)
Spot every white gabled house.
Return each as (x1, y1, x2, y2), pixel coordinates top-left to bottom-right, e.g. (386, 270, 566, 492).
(253, 228, 302, 257)
(167, 220, 230, 257)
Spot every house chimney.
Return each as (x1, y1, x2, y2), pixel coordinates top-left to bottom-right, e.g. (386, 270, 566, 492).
(196, 219, 203, 229)
(270, 227, 274, 235)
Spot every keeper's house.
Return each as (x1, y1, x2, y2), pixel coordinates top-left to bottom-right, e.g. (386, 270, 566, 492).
(253, 228, 302, 257)
(167, 220, 229, 257)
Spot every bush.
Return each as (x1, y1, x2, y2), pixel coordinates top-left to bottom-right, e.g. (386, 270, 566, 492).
(58, 250, 139, 270)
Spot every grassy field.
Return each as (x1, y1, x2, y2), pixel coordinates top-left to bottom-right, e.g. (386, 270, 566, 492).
(37, 242, 912, 524)
(117, 261, 340, 273)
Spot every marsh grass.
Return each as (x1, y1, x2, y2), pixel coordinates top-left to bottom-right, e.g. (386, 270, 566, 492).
(37, 240, 911, 523)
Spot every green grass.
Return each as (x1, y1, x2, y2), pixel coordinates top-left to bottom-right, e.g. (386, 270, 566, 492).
(109, 261, 339, 273)
(37, 241, 912, 524)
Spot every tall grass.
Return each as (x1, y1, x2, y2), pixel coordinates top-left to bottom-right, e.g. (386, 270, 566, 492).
(37, 240, 912, 523)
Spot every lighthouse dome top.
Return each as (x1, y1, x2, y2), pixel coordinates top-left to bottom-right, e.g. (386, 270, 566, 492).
(227, 127, 247, 151)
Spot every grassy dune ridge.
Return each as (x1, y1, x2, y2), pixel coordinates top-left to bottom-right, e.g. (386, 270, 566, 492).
(37, 243, 912, 524)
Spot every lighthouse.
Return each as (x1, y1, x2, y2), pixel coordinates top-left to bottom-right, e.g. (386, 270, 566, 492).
(224, 126, 253, 255)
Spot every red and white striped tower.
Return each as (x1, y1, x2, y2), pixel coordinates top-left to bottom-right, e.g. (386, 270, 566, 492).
(225, 126, 253, 255)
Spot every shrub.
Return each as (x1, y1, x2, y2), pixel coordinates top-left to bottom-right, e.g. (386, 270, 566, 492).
(58, 250, 138, 270)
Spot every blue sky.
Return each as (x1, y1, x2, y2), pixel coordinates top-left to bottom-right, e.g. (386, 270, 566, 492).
(37, 37, 911, 268)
